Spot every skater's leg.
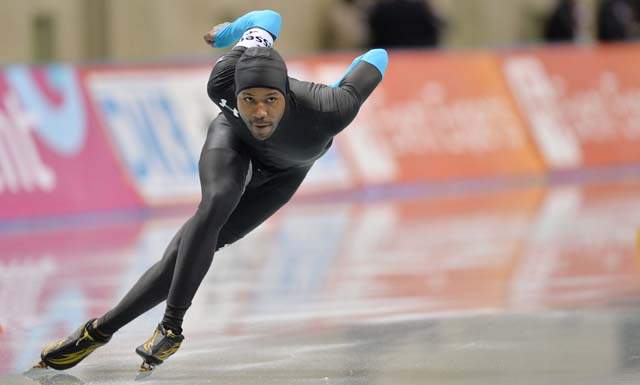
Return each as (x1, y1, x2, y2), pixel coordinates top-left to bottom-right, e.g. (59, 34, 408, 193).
(162, 164, 311, 331)
(161, 147, 249, 334)
(95, 118, 249, 336)
(133, 146, 248, 373)
(93, 219, 191, 335)
(133, 164, 309, 375)
(214, 165, 311, 250)
(92, 161, 308, 337)
(28, 218, 194, 372)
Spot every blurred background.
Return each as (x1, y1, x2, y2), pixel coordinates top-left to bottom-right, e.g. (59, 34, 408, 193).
(1, 0, 639, 64)
(2, 1, 640, 384)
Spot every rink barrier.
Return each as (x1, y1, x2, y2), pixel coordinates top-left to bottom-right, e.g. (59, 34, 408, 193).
(500, 44, 640, 170)
(1, 44, 639, 219)
(297, 51, 545, 191)
(0, 65, 142, 220)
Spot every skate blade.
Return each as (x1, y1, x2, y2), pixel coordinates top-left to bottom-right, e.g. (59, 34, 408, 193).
(134, 361, 156, 381)
(23, 361, 50, 380)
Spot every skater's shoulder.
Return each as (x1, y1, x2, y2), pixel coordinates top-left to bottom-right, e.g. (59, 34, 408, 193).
(287, 78, 341, 115)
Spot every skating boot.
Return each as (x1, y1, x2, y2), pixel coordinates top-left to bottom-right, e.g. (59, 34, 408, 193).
(24, 319, 111, 378)
(134, 323, 184, 380)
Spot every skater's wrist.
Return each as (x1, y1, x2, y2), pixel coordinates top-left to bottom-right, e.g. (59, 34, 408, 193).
(210, 10, 281, 48)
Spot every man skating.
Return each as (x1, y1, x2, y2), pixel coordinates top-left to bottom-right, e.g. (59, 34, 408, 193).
(30, 9, 388, 379)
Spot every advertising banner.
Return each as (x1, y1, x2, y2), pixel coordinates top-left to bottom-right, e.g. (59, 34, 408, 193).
(3, 45, 640, 218)
(297, 51, 545, 185)
(502, 44, 640, 169)
(0, 65, 141, 220)
(85, 64, 355, 204)
(84, 66, 213, 206)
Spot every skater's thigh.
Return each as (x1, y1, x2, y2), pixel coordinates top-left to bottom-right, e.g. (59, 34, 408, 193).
(216, 166, 310, 250)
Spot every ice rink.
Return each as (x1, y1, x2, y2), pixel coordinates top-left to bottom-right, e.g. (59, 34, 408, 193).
(2, 180, 640, 385)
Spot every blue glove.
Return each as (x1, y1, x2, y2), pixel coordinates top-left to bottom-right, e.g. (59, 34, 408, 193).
(331, 49, 388, 87)
(213, 10, 282, 48)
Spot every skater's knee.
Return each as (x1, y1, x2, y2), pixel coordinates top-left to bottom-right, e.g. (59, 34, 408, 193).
(215, 227, 244, 251)
(198, 179, 242, 215)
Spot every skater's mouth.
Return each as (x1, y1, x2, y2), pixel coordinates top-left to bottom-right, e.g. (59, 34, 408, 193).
(249, 121, 275, 140)
(252, 122, 272, 129)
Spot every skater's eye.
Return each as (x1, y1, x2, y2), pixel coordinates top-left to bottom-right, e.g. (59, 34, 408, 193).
(266, 97, 278, 104)
(243, 96, 255, 103)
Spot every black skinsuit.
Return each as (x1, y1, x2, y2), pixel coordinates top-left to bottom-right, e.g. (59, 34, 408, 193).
(96, 46, 383, 334)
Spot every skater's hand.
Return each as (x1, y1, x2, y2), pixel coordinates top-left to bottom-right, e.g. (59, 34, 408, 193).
(204, 22, 231, 46)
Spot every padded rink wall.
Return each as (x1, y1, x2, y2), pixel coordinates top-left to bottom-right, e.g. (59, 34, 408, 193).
(1, 44, 639, 220)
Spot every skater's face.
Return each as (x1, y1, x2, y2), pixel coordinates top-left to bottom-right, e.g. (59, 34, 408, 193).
(237, 87, 285, 141)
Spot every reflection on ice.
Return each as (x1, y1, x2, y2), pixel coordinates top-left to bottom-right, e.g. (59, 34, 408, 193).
(1, 181, 640, 384)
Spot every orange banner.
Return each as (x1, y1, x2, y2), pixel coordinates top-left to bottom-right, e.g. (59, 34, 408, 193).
(501, 43, 640, 169)
(296, 51, 545, 185)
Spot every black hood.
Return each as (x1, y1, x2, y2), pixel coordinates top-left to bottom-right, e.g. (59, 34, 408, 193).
(234, 47, 289, 97)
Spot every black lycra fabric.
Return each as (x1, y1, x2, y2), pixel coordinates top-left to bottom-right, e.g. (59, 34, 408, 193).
(95, 46, 382, 335)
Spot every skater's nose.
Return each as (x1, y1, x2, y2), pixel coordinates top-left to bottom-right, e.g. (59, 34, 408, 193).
(253, 104, 268, 120)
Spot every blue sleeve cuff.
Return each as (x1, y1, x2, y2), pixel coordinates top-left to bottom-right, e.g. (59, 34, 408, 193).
(362, 49, 388, 77)
(330, 49, 388, 87)
(213, 10, 282, 48)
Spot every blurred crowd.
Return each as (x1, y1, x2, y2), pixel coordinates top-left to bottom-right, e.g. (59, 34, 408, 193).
(545, 0, 640, 42)
(326, 0, 445, 49)
(2, 0, 640, 64)
(327, 0, 640, 50)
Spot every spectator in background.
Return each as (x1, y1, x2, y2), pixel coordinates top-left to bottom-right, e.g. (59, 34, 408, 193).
(597, 0, 638, 41)
(324, 0, 370, 49)
(544, 0, 579, 42)
(366, 0, 445, 49)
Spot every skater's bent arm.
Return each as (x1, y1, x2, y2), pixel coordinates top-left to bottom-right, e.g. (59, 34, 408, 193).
(321, 49, 388, 135)
(206, 10, 282, 102)
(204, 10, 281, 48)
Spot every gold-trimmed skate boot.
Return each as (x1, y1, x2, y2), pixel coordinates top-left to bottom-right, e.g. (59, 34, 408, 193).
(36, 319, 111, 371)
(135, 323, 184, 379)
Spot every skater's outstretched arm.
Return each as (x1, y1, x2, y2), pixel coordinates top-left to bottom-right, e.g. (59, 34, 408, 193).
(327, 49, 387, 134)
(297, 48, 388, 136)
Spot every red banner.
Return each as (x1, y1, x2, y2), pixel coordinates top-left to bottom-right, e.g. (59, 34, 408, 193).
(2, 45, 640, 218)
(297, 51, 545, 185)
(0, 66, 141, 220)
(502, 44, 640, 169)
